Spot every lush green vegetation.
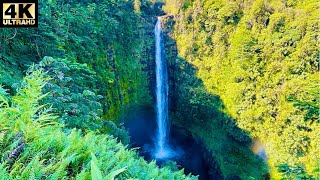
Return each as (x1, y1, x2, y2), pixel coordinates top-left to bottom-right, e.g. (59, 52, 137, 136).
(0, 0, 193, 178)
(0, 68, 196, 179)
(164, 0, 319, 178)
(0, 0, 318, 179)
(0, 0, 154, 122)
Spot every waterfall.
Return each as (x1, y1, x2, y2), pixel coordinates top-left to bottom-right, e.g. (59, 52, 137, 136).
(154, 17, 174, 159)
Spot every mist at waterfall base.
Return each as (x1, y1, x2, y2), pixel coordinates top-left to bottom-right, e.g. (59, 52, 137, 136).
(124, 109, 221, 180)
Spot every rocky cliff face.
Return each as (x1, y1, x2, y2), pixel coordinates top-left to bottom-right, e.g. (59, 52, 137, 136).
(141, 16, 157, 106)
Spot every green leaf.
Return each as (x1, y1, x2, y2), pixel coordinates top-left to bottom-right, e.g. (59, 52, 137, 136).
(91, 153, 103, 180)
(106, 166, 127, 180)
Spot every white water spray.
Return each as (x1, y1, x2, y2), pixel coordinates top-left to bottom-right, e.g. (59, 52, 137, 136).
(154, 17, 174, 159)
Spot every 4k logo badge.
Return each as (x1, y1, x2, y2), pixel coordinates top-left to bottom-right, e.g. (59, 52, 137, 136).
(0, 0, 38, 27)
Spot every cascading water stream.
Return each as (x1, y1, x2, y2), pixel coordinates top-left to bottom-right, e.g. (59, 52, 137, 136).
(154, 17, 174, 159)
(124, 17, 217, 178)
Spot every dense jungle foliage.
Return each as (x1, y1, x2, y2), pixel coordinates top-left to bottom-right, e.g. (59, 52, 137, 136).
(0, 0, 318, 179)
(163, 0, 319, 179)
(0, 0, 156, 123)
(0, 68, 196, 179)
(0, 0, 192, 178)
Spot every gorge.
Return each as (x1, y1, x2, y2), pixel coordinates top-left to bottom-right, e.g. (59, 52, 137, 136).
(124, 16, 222, 179)
(0, 0, 318, 179)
